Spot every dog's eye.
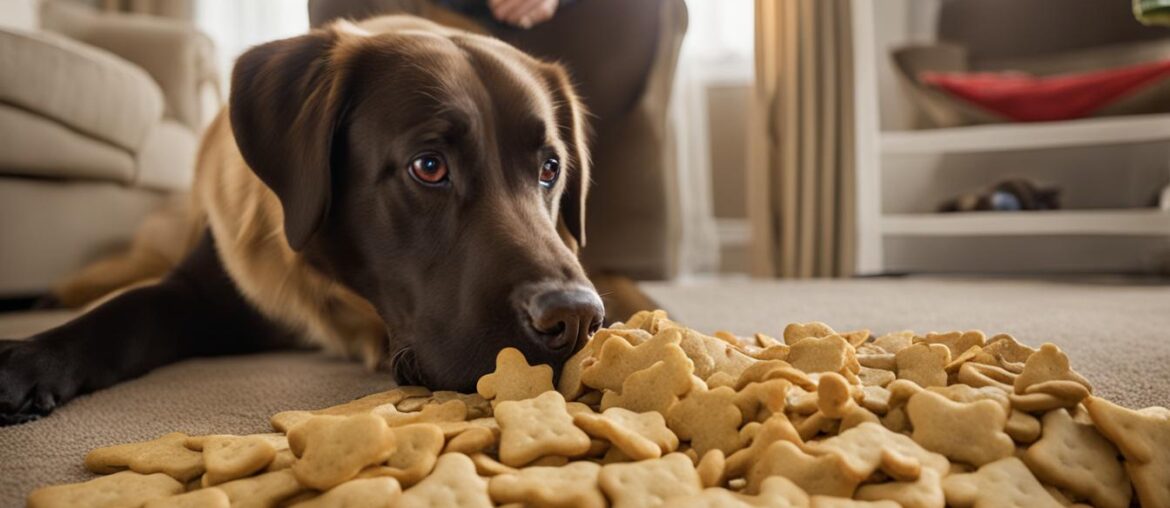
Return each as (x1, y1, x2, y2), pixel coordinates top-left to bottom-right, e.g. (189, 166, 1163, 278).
(539, 158, 560, 188)
(408, 153, 448, 185)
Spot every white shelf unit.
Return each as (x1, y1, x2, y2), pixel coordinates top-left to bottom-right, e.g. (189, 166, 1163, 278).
(881, 114, 1170, 155)
(850, 0, 1170, 275)
(883, 209, 1170, 236)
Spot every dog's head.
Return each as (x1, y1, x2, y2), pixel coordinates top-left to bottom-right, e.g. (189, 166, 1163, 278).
(228, 17, 602, 391)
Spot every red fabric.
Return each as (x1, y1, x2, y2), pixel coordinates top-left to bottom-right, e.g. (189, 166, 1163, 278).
(920, 59, 1170, 122)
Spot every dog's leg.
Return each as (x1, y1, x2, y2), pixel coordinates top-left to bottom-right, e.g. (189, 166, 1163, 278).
(0, 232, 296, 425)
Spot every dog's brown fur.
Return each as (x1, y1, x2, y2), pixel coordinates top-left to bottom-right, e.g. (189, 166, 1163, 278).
(54, 16, 588, 370)
(1, 14, 617, 423)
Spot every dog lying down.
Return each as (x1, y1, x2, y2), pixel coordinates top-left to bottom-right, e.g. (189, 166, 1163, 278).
(0, 15, 604, 425)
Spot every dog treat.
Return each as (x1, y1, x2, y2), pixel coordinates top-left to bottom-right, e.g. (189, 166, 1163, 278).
(1084, 396, 1170, 508)
(695, 449, 726, 488)
(489, 461, 605, 508)
(28, 471, 184, 508)
(871, 331, 914, 354)
(84, 432, 205, 483)
(806, 422, 948, 480)
(906, 390, 1014, 466)
(1013, 343, 1091, 394)
(983, 333, 1035, 364)
(747, 440, 861, 497)
(857, 366, 896, 387)
(1004, 409, 1042, 443)
(895, 343, 950, 388)
(442, 425, 497, 455)
(468, 452, 518, 476)
(684, 476, 812, 508)
(289, 414, 397, 490)
(672, 326, 757, 381)
(318, 387, 432, 416)
(812, 498, 901, 508)
(28, 310, 1170, 508)
(574, 407, 679, 460)
(557, 330, 621, 400)
(477, 347, 554, 404)
(942, 457, 1063, 508)
(955, 361, 1016, 392)
(600, 350, 694, 414)
(495, 391, 591, 467)
(598, 453, 702, 508)
(582, 328, 688, 391)
(397, 391, 491, 420)
(854, 467, 944, 508)
(362, 423, 444, 487)
(783, 321, 836, 345)
(215, 469, 305, 508)
(921, 330, 985, 359)
(376, 398, 467, 427)
(289, 477, 401, 508)
(1022, 407, 1131, 508)
(724, 414, 802, 479)
(786, 334, 854, 375)
(734, 378, 790, 422)
(398, 453, 491, 508)
(271, 387, 434, 433)
(187, 434, 277, 487)
(143, 487, 230, 508)
(666, 385, 745, 457)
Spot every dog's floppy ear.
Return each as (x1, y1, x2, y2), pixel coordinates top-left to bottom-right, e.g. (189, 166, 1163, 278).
(229, 26, 354, 250)
(543, 64, 591, 249)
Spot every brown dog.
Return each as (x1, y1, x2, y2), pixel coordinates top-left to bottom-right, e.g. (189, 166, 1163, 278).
(0, 16, 603, 424)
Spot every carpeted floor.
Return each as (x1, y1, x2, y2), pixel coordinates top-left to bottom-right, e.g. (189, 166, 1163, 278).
(641, 277, 1170, 409)
(0, 276, 1167, 505)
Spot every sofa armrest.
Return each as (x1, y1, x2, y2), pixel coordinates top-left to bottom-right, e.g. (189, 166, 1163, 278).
(40, 0, 219, 132)
(0, 28, 164, 152)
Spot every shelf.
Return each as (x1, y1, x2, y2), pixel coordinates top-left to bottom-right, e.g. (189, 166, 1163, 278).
(882, 209, 1170, 236)
(880, 114, 1170, 155)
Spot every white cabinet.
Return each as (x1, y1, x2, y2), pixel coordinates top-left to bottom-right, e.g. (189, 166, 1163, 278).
(850, 0, 1170, 275)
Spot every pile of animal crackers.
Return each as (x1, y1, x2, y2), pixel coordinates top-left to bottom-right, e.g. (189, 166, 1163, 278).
(28, 310, 1170, 507)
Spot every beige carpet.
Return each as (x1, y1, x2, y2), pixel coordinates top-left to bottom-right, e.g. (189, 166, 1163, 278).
(1, 277, 1168, 505)
(642, 277, 1170, 409)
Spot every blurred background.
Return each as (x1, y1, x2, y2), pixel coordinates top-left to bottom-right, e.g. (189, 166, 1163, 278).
(1, 0, 1168, 313)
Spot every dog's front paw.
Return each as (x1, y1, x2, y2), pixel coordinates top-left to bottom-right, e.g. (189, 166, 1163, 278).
(0, 339, 80, 425)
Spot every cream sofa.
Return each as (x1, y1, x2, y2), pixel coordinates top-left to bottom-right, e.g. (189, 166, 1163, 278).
(0, 0, 216, 297)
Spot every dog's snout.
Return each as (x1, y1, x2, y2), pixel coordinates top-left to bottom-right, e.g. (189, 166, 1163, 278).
(526, 288, 604, 354)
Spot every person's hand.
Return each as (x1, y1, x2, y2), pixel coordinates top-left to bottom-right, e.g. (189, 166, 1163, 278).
(489, 0, 558, 29)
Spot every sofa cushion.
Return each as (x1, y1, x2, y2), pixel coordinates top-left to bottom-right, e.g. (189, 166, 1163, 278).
(0, 105, 135, 182)
(41, 0, 220, 131)
(135, 119, 196, 191)
(893, 38, 1170, 127)
(920, 59, 1170, 122)
(0, 177, 166, 296)
(0, 0, 38, 31)
(0, 28, 164, 151)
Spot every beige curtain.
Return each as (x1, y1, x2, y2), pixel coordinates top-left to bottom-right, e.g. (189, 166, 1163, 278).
(748, 0, 856, 278)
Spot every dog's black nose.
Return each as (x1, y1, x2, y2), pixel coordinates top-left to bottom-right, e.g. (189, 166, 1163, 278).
(527, 288, 604, 354)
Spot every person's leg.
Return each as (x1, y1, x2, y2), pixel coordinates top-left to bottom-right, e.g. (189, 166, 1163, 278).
(308, 0, 428, 28)
(494, 0, 687, 284)
(488, 0, 665, 127)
